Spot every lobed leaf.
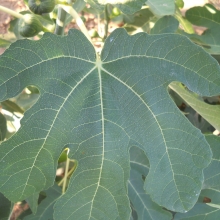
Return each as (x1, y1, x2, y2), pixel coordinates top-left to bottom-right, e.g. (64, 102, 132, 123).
(0, 29, 220, 219)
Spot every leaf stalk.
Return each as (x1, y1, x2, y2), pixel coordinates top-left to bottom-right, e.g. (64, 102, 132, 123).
(104, 4, 110, 40)
(59, 4, 92, 42)
(0, 5, 23, 19)
(58, 159, 77, 187)
(62, 157, 70, 194)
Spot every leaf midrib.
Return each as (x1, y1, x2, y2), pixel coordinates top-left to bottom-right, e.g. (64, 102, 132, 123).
(87, 58, 106, 219)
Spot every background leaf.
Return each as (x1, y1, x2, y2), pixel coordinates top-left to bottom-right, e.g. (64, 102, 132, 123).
(151, 16, 179, 34)
(203, 135, 220, 190)
(0, 192, 12, 220)
(24, 184, 61, 220)
(184, 106, 215, 133)
(146, 0, 175, 17)
(123, 8, 154, 26)
(185, 4, 220, 54)
(174, 135, 220, 219)
(0, 38, 11, 48)
(123, 8, 154, 34)
(0, 112, 7, 141)
(174, 189, 220, 219)
(128, 146, 172, 220)
(170, 82, 220, 131)
(25, 193, 39, 215)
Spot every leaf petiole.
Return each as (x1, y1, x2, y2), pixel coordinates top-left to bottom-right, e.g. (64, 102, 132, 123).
(58, 159, 77, 188)
(59, 4, 92, 42)
(62, 156, 70, 194)
(0, 5, 23, 19)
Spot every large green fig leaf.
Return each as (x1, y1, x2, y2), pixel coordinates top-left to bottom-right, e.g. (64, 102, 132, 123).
(0, 29, 220, 219)
(184, 4, 220, 54)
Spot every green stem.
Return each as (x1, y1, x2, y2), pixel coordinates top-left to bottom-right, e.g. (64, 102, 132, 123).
(0, 5, 23, 19)
(54, 0, 74, 35)
(97, 13, 102, 37)
(59, 4, 91, 42)
(174, 6, 195, 34)
(42, 26, 51, 33)
(104, 4, 110, 40)
(58, 159, 77, 187)
(7, 203, 14, 220)
(54, 7, 67, 35)
(56, 0, 71, 6)
(62, 157, 70, 194)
